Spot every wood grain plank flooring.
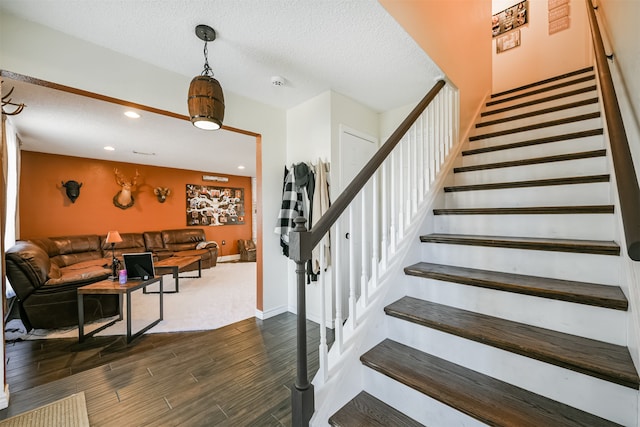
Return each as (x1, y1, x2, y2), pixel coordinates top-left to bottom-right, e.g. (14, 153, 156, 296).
(329, 391, 424, 427)
(361, 339, 622, 427)
(404, 262, 628, 310)
(384, 297, 639, 389)
(1, 313, 333, 426)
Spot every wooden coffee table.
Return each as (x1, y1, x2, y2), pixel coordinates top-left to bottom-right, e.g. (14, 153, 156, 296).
(77, 276, 163, 343)
(148, 255, 202, 293)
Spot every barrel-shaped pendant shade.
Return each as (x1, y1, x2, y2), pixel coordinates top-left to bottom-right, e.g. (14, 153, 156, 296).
(188, 75, 225, 130)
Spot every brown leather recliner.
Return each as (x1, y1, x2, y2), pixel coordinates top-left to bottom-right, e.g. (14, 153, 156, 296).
(5, 238, 119, 331)
(238, 239, 256, 262)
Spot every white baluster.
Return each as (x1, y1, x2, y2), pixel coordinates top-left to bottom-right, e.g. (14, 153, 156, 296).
(381, 161, 388, 271)
(360, 188, 368, 306)
(348, 204, 357, 329)
(372, 172, 379, 288)
(389, 151, 397, 253)
(334, 221, 343, 353)
(318, 243, 328, 384)
(397, 142, 404, 240)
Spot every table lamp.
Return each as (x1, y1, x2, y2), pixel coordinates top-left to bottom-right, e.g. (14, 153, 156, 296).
(105, 231, 123, 281)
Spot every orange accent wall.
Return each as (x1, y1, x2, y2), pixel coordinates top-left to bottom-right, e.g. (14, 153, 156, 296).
(19, 151, 252, 256)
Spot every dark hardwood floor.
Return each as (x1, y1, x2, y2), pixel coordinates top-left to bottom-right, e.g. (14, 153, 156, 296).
(2, 313, 333, 426)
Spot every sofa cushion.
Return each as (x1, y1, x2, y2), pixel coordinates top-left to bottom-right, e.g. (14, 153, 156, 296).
(45, 266, 110, 286)
(33, 235, 104, 267)
(161, 229, 207, 252)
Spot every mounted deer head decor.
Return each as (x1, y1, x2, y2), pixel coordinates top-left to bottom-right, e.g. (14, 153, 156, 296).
(153, 187, 171, 203)
(113, 168, 139, 209)
(61, 180, 82, 203)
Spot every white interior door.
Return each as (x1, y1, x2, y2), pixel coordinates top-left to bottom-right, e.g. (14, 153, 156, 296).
(338, 126, 378, 319)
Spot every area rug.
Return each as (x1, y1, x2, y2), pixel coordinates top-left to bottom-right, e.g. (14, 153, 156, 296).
(6, 261, 256, 340)
(0, 392, 89, 427)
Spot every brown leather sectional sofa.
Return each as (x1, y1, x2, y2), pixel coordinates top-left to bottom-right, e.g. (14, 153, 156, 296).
(5, 228, 218, 331)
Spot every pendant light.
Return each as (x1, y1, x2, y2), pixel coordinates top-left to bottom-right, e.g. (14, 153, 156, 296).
(188, 24, 225, 130)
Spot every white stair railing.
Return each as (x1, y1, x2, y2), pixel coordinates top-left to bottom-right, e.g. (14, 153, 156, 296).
(288, 79, 458, 426)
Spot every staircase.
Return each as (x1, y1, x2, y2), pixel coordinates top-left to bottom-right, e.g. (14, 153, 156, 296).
(327, 67, 640, 426)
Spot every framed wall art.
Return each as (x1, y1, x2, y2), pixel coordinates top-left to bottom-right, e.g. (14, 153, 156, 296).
(496, 29, 521, 54)
(493, 1, 528, 37)
(186, 184, 245, 226)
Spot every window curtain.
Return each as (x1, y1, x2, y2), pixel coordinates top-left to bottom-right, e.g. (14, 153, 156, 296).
(2, 117, 19, 299)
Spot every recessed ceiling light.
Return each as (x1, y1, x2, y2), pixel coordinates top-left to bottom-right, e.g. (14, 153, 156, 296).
(238, 165, 245, 170)
(104, 146, 115, 151)
(124, 111, 141, 119)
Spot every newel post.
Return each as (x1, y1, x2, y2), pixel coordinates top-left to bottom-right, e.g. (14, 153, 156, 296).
(289, 216, 314, 426)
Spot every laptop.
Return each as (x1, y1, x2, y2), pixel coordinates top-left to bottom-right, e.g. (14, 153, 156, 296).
(122, 252, 155, 280)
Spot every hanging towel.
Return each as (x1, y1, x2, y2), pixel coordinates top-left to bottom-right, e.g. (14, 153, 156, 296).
(311, 159, 331, 274)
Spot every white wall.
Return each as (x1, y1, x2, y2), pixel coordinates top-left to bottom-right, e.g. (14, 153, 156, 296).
(597, 0, 640, 130)
(492, 0, 592, 93)
(0, 13, 290, 318)
(284, 90, 380, 324)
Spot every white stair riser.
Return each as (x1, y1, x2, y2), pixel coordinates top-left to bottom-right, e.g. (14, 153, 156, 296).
(486, 79, 597, 111)
(455, 157, 608, 185)
(472, 103, 601, 136)
(434, 213, 615, 241)
(386, 318, 636, 426)
(469, 118, 602, 149)
(462, 134, 605, 166)
(481, 88, 598, 122)
(404, 276, 627, 344)
(420, 242, 621, 285)
(362, 368, 486, 427)
(444, 182, 612, 208)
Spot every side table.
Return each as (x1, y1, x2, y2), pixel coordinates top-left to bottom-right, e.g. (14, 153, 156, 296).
(77, 276, 163, 343)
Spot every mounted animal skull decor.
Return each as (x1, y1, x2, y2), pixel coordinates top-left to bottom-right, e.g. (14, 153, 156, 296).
(154, 187, 171, 203)
(61, 180, 82, 203)
(113, 168, 140, 209)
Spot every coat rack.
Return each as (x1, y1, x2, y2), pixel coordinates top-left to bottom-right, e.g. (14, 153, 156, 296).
(1, 85, 26, 116)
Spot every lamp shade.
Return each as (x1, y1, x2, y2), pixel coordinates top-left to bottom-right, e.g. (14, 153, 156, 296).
(105, 230, 123, 244)
(188, 75, 225, 130)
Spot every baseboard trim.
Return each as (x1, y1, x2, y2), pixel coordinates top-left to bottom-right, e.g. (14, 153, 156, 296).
(255, 305, 288, 320)
(218, 254, 241, 263)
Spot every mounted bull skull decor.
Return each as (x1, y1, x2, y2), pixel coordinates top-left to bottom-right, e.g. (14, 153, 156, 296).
(113, 168, 139, 209)
(61, 180, 83, 203)
(153, 187, 171, 203)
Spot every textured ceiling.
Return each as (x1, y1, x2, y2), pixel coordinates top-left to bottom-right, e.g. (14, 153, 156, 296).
(0, 0, 441, 176)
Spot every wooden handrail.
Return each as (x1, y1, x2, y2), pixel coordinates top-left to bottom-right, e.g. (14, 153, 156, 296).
(307, 79, 446, 250)
(586, 0, 640, 260)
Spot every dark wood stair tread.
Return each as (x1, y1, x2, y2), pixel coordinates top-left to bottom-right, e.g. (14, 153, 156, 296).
(404, 262, 627, 310)
(462, 129, 604, 156)
(455, 149, 606, 173)
(419, 233, 620, 256)
(444, 174, 609, 192)
(385, 298, 639, 389)
(469, 112, 600, 141)
(486, 75, 596, 107)
(477, 98, 599, 128)
(433, 205, 613, 215)
(491, 67, 594, 99)
(361, 339, 623, 426)
(482, 85, 597, 117)
(329, 391, 424, 427)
